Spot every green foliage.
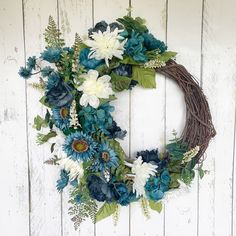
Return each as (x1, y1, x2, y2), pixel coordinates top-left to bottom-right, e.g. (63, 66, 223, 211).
(33, 115, 48, 131)
(96, 61, 120, 76)
(156, 51, 177, 63)
(149, 200, 162, 213)
(59, 50, 74, 81)
(96, 202, 118, 223)
(39, 96, 51, 108)
(44, 16, 65, 48)
(110, 72, 131, 92)
(99, 94, 117, 105)
(29, 79, 46, 91)
(44, 155, 59, 165)
(132, 66, 156, 88)
(181, 168, 195, 185)
(120, 56, 141, 65)
(106, 138, 126, 163)
(169, 173, 181, 188)
(166, 140, 188, 161)
(117, 16, 148, 34)
(36, 131, 57, 145)
(69, 200, 98, 230)
(140, 198, 150, 219)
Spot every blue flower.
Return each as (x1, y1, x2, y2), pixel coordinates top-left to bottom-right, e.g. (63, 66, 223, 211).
(56, 170, 69, 192)
(107, 121, 127, 140)
(129, 80, 138, 90)
(41, 66, 54, 77)
(93, 142, 118, 172)
(79, 48, 104, 69)
(113, 64, 132, 77)
(52, 105, 70, 131)
(47, 72, 61, 90)
(145, 171, 171, 201)
(26, 56, 37, 70)
(74, 194, 82, 204)
(142, 33, 167, 53)
(137, 149, 160, 166)
(45, 80, 73, 107)
(78, 103, 114, 135)
(41, 47, 61, 63)
(18, 67, 32, 79)
(124, 31, 147, 63)
(63, 131, 97, 161)
(87, 174, 114, 202)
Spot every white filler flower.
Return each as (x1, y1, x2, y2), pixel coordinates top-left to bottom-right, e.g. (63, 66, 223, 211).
(57, 158, 84, 182)
(78, 70, 114, 108)
(126, 157, 157, 197)
(85, 26, 126, 66)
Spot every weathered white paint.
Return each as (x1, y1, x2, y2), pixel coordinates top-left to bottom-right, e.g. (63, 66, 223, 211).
(0, 0, 236, 236)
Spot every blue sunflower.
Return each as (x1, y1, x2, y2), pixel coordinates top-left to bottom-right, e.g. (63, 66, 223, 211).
(52, 105, 70, 131)
(93, 142, 118, 172)
(63, 131, 97, 161)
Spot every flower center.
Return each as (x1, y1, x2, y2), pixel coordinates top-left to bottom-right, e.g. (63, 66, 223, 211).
(72, 139, 89, 153)
(60, 107, 69, 119)
(101, 152, 110, 162)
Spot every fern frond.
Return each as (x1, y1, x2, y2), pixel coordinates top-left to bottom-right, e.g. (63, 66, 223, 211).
(44, 16, 65, 48)
(44, 155, 59, 165)
(112, 204, 120, 226)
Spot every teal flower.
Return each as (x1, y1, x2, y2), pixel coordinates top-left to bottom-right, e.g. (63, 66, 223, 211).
(124, 31, 147, 63)
(47, 72, 61, 90)
(41, 66, 54, 77)
(41, 47, 61, 63)
(27, 56, 37, 70)
(63, 131, 97, 161)
(142, 33, 167, 52)
(18, 67, 31, 79)
(52, 105, 70, 131)
(93, 142, 118, 172)
(56, 170, 69, 192)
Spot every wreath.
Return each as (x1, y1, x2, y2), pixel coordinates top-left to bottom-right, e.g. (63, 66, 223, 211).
(19, 15, 216, 229)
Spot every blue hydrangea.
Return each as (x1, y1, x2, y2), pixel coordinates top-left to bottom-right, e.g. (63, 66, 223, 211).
(63, 131, 97, 161)
(78, 103, 114, 135)
(47, 72, 61, 90)
(26, 56, 37, 70)
(113, 64, 132, 77)
(56, 170, 69, 192)
(92, 142, 118, 172)
(41, 47, 61, 63)
(52, 105, 70, 131)
(107, 121, 127, 140)
(79, 48, 104, 69)
(18, 67, 32, 79)
(124, 31, 147, 63)
(142, 33, 167, 52)
(145, 171, 171, 201)
(41, 66, 54, 77)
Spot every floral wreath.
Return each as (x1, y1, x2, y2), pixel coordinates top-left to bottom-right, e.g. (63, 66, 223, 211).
(19, 15, 216, 229)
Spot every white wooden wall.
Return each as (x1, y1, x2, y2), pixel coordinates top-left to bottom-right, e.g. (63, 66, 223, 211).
(0, 0, 236, 235)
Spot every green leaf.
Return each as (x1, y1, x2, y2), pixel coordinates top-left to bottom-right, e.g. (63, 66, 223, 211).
(169, 173, 181, 188)
(132, 66, 156, 88)
(39, 96, 51, 108)
(120, 56, 141, 65)
(33, 115, 48, 131)
(99, 95, 117, 105)
(110, 72, 131, 92)
(181, 168, 195, 185)
(198, 168, 205, 179)
(96, 202, 118, 223)
(157, 51, 177, 63)
(149, 200, 163, 213)
(36, 131, 57, 145)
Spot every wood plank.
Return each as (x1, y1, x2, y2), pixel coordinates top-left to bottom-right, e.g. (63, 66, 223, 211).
(199, 0, 236, 235)
(22, 1, 62, 235)
(0, 1, 30, 235)
(164, 0, 203, 235)
(93, 0, 130, 235)
(58, 0, 94, 235)
(129, 1, 166, 236)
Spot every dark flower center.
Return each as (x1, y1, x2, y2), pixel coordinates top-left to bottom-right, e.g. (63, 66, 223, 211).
(72, 139, 89, 153)
(60, 107, 69, 119)
(101, 152, 110, 162)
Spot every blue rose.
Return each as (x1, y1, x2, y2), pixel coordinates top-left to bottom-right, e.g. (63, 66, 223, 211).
(107, 120, 127, 140)
(79, 48, 104, 69)
(137, 149, 160, 166)
(125, 31, 147, 63)
(113, 183, 130, 206)
(41, 47, 61, 63)
(145, 177, 164, 201)
(142, 33, 167, 53)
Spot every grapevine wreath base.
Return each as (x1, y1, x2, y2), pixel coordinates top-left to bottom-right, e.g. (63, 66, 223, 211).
(19, 15, 215, 229)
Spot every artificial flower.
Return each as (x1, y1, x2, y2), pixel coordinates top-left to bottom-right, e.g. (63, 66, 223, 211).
(47, 72, 61, 90)
(126, 157, 157, 197)
(85, 26, 126, 66)
(79, 48, 104, 69)
(41, 47, 61, 63)
(18, 67, 31, 79)
(92, 142, 118, 172)
(63, 131, 97, 161)
(45, 80, 73, 107)
(78, 102, 114, 134)
(52, 105, 70, 131)
(113, 64, 132, 77)
(182, 146, 200, 163)
(26, 56, 37, 70)
(107, 120, 127, 140)
(56, 170, 69, 192)
(137, 149, 160, 165)
(78, 70, 114, 108)
(124, 31, 147, 63)
(142, 33, 167, 52)
(87, 174, 114, 202)
(41, 66, 54, 77)
(57, 158, 84, 181)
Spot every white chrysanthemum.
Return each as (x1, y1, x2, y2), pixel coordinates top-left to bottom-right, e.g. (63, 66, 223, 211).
(57, 158, 84, 182)
(85, 26, 126, 66)
(78, 70, 114, 108)
(126, 157, 157, 197)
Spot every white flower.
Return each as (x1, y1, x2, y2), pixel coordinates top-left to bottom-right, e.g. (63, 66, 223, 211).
(85, 26, 126, 66)
(125, 157, 157, 197)
(78, 70, 114, 108)
(57, 158, 84, 182)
